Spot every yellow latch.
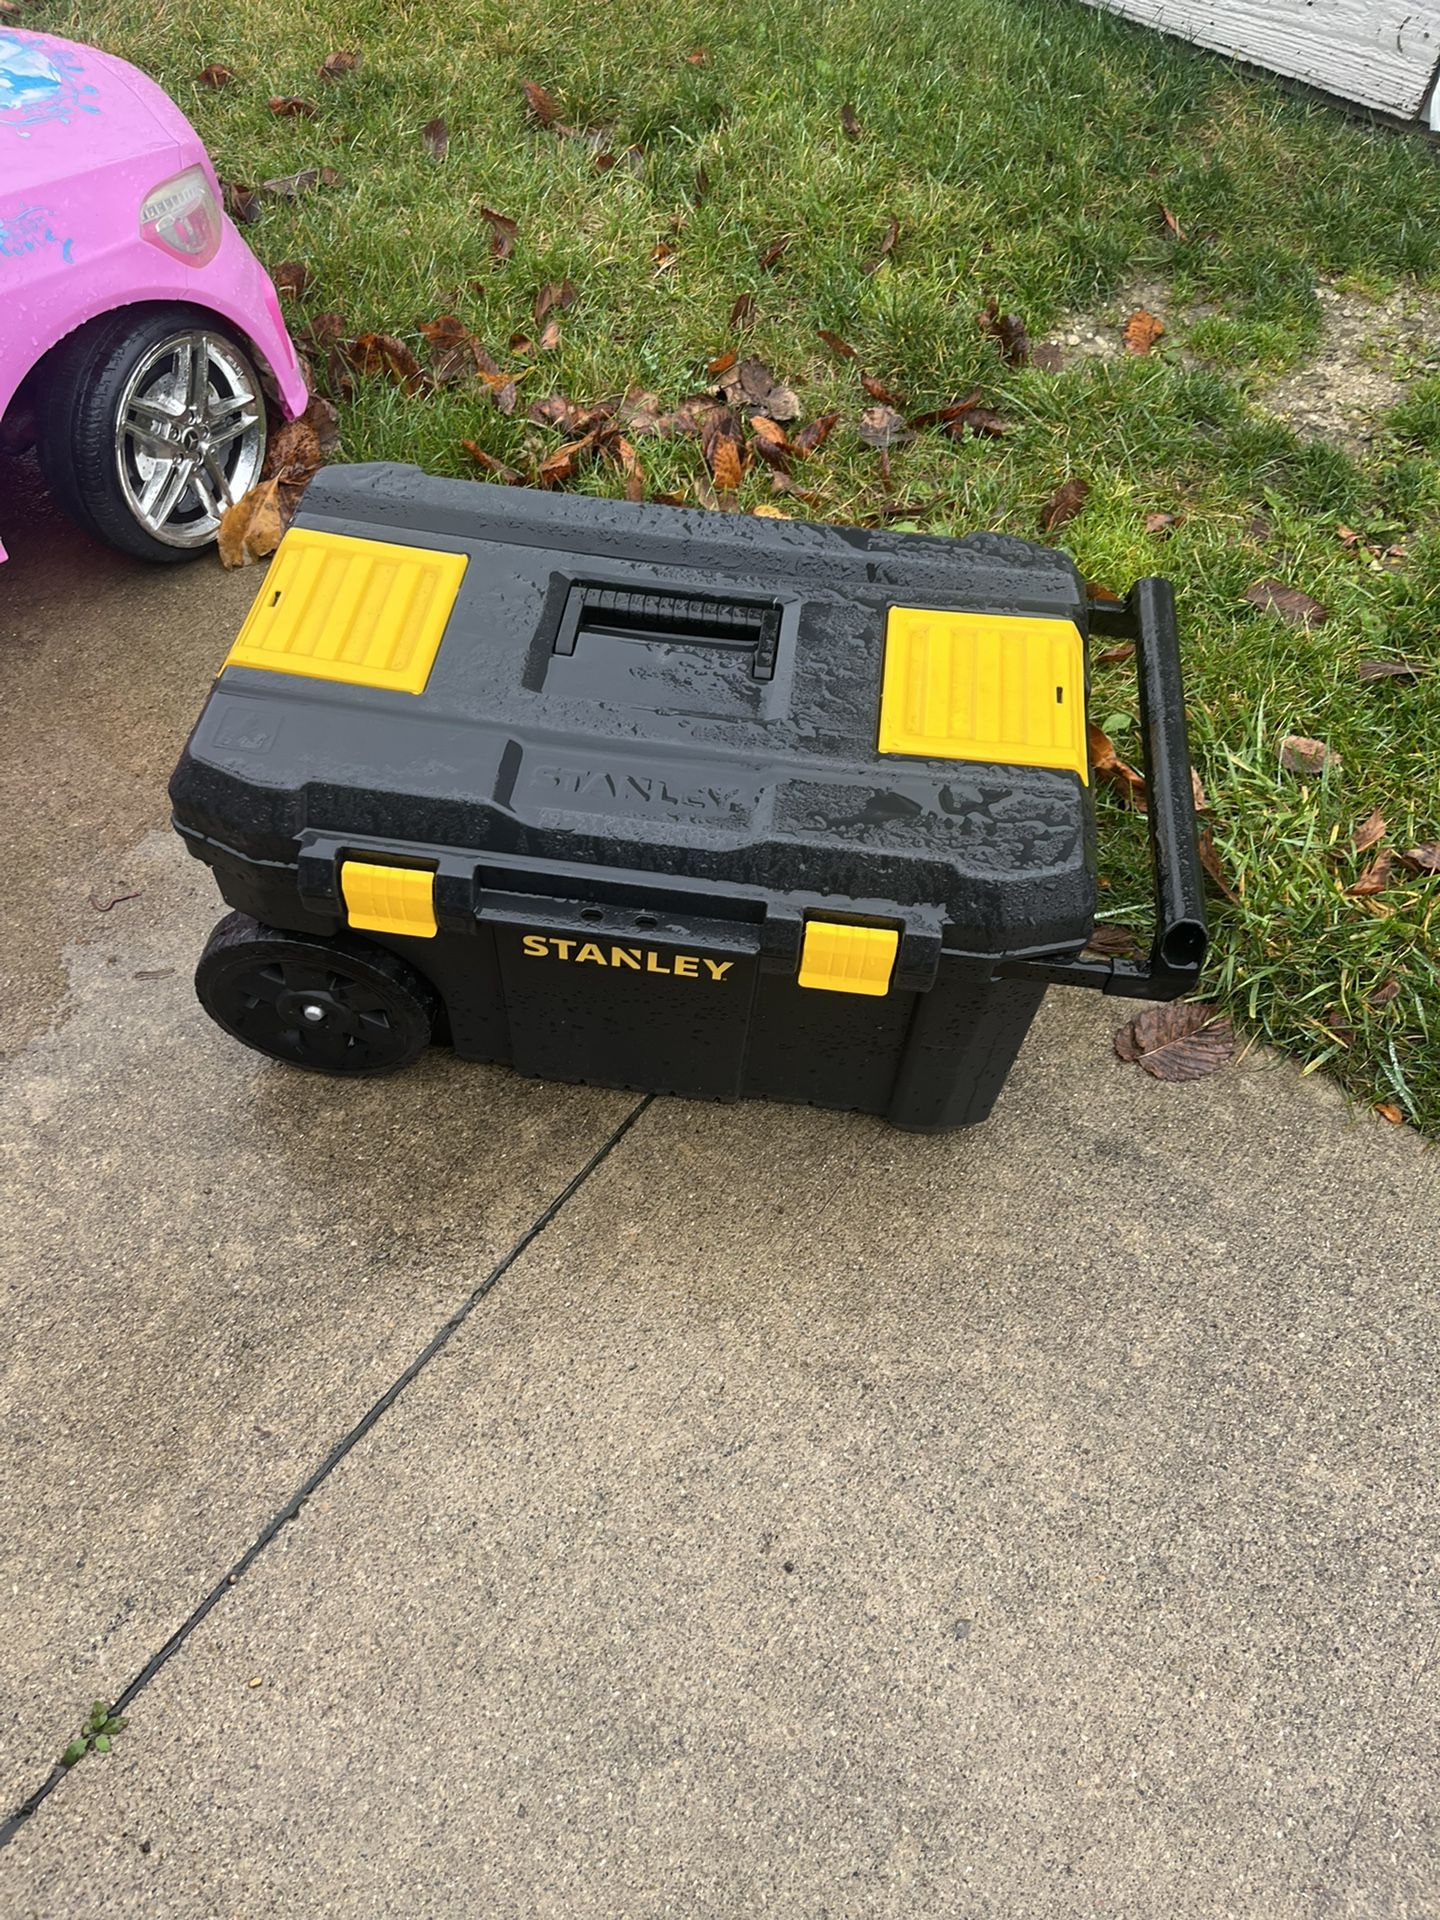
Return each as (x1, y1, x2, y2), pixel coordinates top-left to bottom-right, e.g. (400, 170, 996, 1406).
(340, 861, 438, 938)
(223, 528, 467, 696)
(878, 606, 1088, 782)
(798, 920, 898, 996)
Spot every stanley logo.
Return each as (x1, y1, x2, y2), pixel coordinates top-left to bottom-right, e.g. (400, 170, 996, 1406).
(521, 934, 734, 981)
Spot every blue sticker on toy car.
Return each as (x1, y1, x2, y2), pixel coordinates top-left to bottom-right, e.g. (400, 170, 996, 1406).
(0, 31, 100, 133)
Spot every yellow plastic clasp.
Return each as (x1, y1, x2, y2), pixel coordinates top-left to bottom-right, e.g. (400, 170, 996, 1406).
(340, 861, 438, 938)
(797, 920, 898, 996)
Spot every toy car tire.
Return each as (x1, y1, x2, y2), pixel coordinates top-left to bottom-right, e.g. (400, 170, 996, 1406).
(195, 912, 438, 1077)
(38, 305, 268, 563)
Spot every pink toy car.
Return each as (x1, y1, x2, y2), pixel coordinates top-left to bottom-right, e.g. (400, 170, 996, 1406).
(0, 28, 307, 562)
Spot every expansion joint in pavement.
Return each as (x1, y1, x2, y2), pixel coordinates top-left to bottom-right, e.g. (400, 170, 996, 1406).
(0, 1093, 654, 1851)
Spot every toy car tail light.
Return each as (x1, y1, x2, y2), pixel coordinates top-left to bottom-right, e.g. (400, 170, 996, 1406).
(140, 166, 222, 267)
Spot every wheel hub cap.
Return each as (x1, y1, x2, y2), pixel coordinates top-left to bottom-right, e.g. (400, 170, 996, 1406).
(115, 330, 266, 549)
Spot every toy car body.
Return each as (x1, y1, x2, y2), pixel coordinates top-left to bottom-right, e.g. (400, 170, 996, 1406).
(0, 27, 306, 561)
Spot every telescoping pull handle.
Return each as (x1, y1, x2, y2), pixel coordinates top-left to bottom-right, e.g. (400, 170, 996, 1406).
(1007, 578, 1209, 1002)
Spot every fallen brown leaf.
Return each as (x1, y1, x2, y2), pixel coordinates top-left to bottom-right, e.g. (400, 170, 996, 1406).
(1191, 768, 1210, 813)
(1400, 843, 1440, 874)
(268, 95, 316, 118)
(685, 46, 707, 64)
(1376, 1101, 1406, 1126)
(260, 166, 341, 200)
(978, 298, 1030, 368)
(1346, 850, 1395, 896)
(1113, 1001, 1234, 1082)
(1123, 309, 1165, 355)
(1197, 825, 1238, 902)
(791, 411, 840, 457)
(1094, 641, 1135, 667)
(482, 206, 517, 262)
(1144, 511, 1178, 536)
(221, 180, 262, 223)
(343, 332, 425, 392)
(196, 63, 234, 89)
(534, 279, 577, 325)
(751, 504, 790, 518)
(460, 442, 523, 484)
(1358, 656, 1428, 683)
(1351, 808, 1387, 856)
(758, 238, 790, 272)
(817, 329, 858, 361)
(217, 478, 285, 569)
(701, 407, 746, 490)
(651, 242, 678, 273)
(537, 317, 561, 352)
(857, 405, 913, 450)
(1279, 735, 1341, 777)
(1040, 477, 1089, 534)
(522, 79, 562, 125)
(1336, 523, 1361, 548)
(1245, 579, 1328, 628)
(1369, 976, 1402, 1008)
(840, 102, 864, 140)
(1031, 343, 1065, 372)
(955, 407, 1006, 439)
(1160, 204, 1187, 242)
(749, 415, 791, 470)
(1325, 1007, 1356, 1047)
(537, 433, 600, 488)
(318, 50, 359, 81)
(862, 216, 899, 275)
(421, 116, 449, 159)
(729, 294, 756, 332)
(707, 349, 738, 378)
(1084, 924, 1143, 960)
(907, 392, 983, 430)
(714, 358, 800, 422)
(860, 371, 904, 407)
(1088, 722, 1148, 811)
(272, 260, 311, 300)
(419, 314, 498, 385)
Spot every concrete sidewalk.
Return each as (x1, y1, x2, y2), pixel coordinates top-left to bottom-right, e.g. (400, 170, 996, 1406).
(2, 463, 1437, 1918)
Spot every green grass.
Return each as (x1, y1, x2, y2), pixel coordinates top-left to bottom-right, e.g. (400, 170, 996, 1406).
(45, 0, 1440, 1129)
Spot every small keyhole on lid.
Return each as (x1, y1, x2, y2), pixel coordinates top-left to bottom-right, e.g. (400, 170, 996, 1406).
(1055, 686, 1064, 702)
(270, 589, 283, 608)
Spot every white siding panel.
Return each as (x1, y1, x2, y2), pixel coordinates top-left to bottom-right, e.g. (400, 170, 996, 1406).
(1081, 1, 1440, 117)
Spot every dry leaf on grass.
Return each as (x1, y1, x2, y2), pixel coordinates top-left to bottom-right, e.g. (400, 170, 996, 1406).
(1123, 309, 1164, 355)
(1197, 825, 1238, 902)
(1369, 976, 1402, 1008)
(481, 206, 517, 262)
(1346, 850, 1396, 896)
(1084, 924, 1143, 960)
(857, 405, 913, 450)
(421, 117, 449, 159)
(342, 332, 426, 391)
(1113, 1001, 1234, 1082)
(728, 294, 756, 332)
(1245, 579, 1328, 627)
(196, 63, 234, 88)
(817, 329, 858, 361)
(1088, 722, 1147, 811)
(460, 441, 523, 484)
(1160, 205, 1187, 242)
(748, 415, 791, 471)
(1400, 843, 1440, 874)
(534, 279, 577, 324)
(221, 180, 262, 223)
(714, 358, 800, 422)
(1040, 477, 1089, 534)
(840, 102, 864, 139)
(1280, 735, 1341, 777)
(1350, 808, 1387, 856)
(701, 407, 747, 491)
(1358, 656, 1429, 683)
(260, 166, 341, 200)
(862, 216, 899, 275)
(268, 95, 317, 117)
(1094, 641, 1135, 667)
(272, 260, 311, 300)
(977, 298, 1029, 368)
(791, 412, 840, 456)
(319, 50, 359, 81)
(217, 478, 284, 569)
(1145, 511, 1178, 536)
(522, 79, 562, 125)
(758, 238, 790, 272)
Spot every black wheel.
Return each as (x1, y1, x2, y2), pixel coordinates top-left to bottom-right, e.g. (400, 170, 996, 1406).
(37, 304, 268, 563)
(195, 913, 437, 1078)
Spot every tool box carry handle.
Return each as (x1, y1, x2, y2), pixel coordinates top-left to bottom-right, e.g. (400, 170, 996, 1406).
(1008, 578, 1209, 1002)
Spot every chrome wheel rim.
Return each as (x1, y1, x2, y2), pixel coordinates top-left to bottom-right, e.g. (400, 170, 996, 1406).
(114, 330, 266, 548)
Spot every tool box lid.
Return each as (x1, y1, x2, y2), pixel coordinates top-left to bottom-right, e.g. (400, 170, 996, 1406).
(174, 462, 1100, 962)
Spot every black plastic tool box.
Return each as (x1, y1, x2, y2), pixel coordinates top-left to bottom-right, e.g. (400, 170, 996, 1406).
(170, 462, 1207, 1130)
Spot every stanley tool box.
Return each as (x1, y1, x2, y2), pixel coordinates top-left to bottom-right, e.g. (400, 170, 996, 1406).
(170, 462, 1208, 1131)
